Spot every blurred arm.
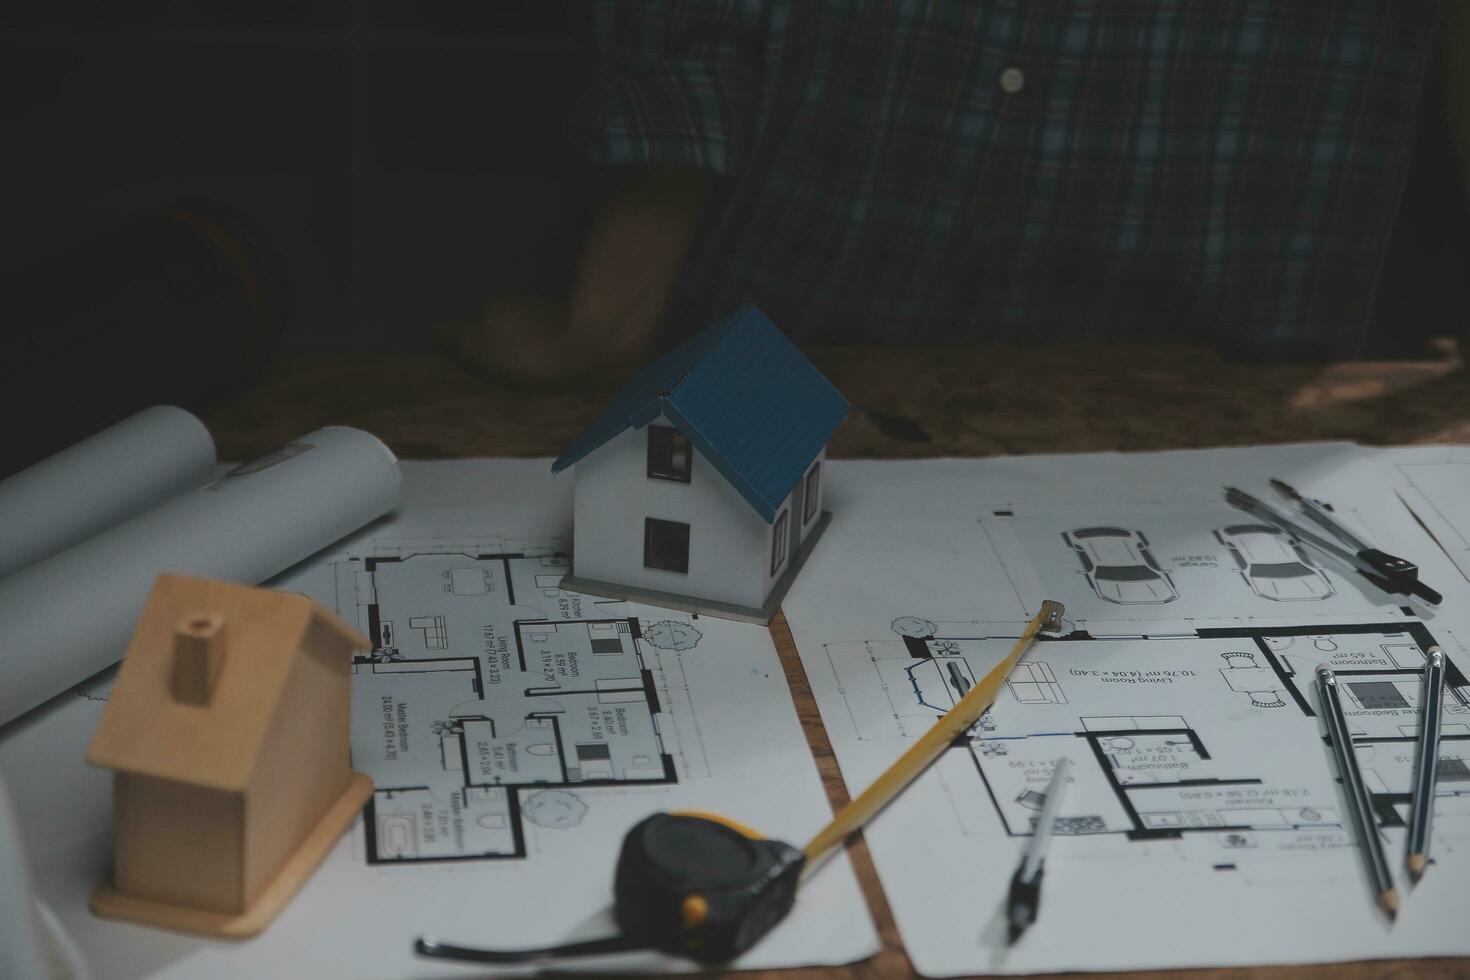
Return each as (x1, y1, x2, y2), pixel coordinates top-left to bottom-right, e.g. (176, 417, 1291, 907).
(565, 164, 712, 358)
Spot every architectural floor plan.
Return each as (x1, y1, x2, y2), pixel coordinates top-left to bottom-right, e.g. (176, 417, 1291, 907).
(0, 460, 880, 978)
(338, 552, 677, 863)
(783, 452, 1470, 976)
(828, 619, 1470, 856)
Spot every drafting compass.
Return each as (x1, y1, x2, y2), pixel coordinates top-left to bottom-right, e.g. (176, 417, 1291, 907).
(1224, 480, 1441, 605)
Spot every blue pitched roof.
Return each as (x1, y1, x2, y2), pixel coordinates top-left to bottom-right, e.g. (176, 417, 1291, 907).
(550, 305, 849, 523)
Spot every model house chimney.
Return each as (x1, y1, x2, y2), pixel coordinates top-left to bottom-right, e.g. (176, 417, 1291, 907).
(171, 612, 227, 705)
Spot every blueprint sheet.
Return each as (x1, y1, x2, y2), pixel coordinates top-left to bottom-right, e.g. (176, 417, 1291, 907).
(0, 460, 878, 979)
(784, 444, 1470, 976)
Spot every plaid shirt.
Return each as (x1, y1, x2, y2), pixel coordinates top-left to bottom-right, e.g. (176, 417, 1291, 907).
(578, 1, 1440, 357)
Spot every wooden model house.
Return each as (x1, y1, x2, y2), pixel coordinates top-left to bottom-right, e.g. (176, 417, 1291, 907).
(552, 305, 849, 623)
(87, 574, 373, 937)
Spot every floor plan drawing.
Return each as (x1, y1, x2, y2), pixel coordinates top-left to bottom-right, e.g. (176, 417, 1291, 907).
(0, 461, 884, 978)
(334, 551, 680, 863)
(774, 453, 1470, 974)
(825, 618, 1470, 855)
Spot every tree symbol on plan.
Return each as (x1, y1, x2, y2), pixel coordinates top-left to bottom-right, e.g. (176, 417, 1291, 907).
(644, 620, 702, 651)
(523, 790, 590, 829)
(891, 616, 937, 639)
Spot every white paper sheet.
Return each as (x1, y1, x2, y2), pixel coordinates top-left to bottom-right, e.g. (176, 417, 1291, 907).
(0, 460, 878, 979)
(0, 771, 51, 980)
(783, 445, 1470, 977)
(1388, 446, 1470, 587)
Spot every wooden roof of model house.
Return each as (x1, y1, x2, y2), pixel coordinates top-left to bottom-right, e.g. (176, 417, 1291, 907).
(551, 305, 850, 522)
(87, 574, 369, 793)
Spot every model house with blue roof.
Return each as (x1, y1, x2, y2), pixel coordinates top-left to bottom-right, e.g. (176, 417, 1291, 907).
(551, 305, 849, 623)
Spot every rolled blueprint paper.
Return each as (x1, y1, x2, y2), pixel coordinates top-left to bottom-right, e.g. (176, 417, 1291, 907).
(0, 426, 401, 726)
(0, 405, 217, 580)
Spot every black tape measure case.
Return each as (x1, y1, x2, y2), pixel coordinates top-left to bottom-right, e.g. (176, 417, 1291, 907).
(614, 812, 806, 963)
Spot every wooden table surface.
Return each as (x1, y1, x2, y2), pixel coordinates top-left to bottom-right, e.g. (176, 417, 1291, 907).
(206, 342, 1470, 980)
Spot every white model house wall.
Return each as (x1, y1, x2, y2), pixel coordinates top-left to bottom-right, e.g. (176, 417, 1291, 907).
(800, 447, 825, 535)
(766, 447, 826, 598)
(571, 415, 779, 610)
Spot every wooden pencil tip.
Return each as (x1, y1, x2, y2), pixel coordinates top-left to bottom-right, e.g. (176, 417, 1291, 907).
(1407, 853, 1428, 882)
(1379, 888, 1400, 921)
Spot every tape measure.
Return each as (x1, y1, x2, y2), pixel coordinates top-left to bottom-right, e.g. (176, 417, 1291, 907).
(415, 812, 803, 965)
(614, 811, 806, 961)
(416, 600, 1064, 966)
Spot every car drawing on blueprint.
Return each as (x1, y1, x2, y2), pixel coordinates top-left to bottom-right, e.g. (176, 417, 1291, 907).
(1215, 524, 1335, 601)
(1063, 527, 1178, 604)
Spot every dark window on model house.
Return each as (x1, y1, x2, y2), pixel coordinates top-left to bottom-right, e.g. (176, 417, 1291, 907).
(644, 518, 690, 573)
(647, 426, 692, 483)
(802, 461, 821, 523)
(771, 511, 789, 576)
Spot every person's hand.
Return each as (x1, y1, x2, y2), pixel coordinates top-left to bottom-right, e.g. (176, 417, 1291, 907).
(440, 295, 664, 390)
(444, 166, 712, 390)
(439, 297, 586, 387)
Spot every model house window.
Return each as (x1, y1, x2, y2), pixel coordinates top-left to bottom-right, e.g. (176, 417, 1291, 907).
(802, 462, 821, 524)
(644, 518, 690, 573)
(647, 426, 692, 483)
(771, 510, 789, 576)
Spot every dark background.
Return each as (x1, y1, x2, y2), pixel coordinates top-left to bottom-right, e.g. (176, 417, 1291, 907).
(1, 1, 590, 354)
(0, 2, 1466, 479)
(7, 3, 1465, 358)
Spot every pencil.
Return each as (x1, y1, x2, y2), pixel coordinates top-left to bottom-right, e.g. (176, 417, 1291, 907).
(1408, 648, 1446, 883)
(1006, 756, 1071, 944)
(1317, 666, 1399, 920)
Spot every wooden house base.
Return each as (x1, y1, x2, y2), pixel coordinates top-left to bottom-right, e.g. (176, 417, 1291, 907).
(90, 772, 372, 938)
